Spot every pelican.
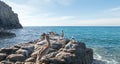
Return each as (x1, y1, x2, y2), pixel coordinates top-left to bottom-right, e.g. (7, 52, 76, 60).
(61, 30, 64, 38)
(36, 34, 51, 64)
(65, 36, 75, 49)
(57, 30, 64, 43)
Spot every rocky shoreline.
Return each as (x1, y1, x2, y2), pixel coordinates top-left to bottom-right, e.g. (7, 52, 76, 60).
(0, 32, 93, 64)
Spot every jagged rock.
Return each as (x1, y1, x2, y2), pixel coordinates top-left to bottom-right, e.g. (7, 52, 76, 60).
(77, 41, 86, 49)
(0, 60, 14, 64)
(15, 61, 24, 64)
(59, 38, 70, 45)
(7, 54, 26, 62)
(13, 45, 21, 49)
(48, 48, 57, 53)
(0, 53, 7, 61)
(21, 45, 34, 54)
(42, 52, 58, 60)
(85, 48, 93, 64)
(55, 52, 75, 64)
(51, 43, 62, 50)
(16, 49, 29, 57)
(0, 48, 18, 54)
(25, 57, 36, 62)
(41, 58, 66, 64)
(0, 1, 22, 29)
(42, 41, 93, 64)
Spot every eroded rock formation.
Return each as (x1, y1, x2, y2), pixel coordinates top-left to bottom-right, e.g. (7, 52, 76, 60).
(0, 1, 22, 29)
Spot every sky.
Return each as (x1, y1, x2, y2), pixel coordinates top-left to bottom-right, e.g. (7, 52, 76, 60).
(1, 0, 120, 26)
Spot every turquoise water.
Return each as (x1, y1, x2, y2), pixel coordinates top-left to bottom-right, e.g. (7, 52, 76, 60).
(0, 26, 120, 64)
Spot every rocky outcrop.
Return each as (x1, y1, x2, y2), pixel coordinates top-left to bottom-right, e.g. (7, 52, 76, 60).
(0, 31, 16, 38)
(0, 1, 22, 29)
(0, 32, 93, 64)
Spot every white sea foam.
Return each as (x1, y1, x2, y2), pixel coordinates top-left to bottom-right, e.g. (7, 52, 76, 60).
(93, 53, 118, 64)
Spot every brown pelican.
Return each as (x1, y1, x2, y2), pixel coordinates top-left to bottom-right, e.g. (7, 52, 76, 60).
(57, 30, 64, 42)
(61, 30, 64, 38)
(36, 34, 51, 64)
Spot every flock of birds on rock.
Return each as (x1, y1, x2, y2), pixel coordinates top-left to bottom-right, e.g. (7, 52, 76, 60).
(0, 30, 93, 64)
(35, 30, 76, 64)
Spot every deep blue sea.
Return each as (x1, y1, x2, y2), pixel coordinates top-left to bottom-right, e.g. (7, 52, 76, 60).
(0, 26, 120, 64)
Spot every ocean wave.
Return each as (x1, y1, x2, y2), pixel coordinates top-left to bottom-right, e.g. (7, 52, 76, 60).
(93, 53, 118, 64)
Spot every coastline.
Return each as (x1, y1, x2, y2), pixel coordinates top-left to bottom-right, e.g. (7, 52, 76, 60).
(0, 32, 93, 64)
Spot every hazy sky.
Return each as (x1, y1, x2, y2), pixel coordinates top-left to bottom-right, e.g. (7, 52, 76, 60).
(1, 0, 120, 26)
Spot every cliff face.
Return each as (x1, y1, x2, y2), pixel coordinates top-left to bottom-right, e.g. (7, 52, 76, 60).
(0, 1, 22, 29)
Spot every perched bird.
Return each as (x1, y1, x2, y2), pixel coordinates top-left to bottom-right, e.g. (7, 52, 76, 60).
(57, 30, 64, 42)
(65, 36, 75, 49)
(61, 30, 64, 38)
(36, 34, 51, 64)
(71, 36, 75, 43)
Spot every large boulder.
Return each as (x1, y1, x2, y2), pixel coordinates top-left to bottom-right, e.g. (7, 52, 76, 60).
(6, 54, 26, 62)
(41, 41, 93, 64)
(0, 1, 22, 29)
(0, 48, 18, 54)
(0, 53, 7, 61)
(55, 52, 75, 64)
(16, 49, 29, 57)
(0, 31, 16, 38)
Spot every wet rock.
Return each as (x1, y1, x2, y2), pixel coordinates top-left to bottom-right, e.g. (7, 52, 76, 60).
(55, 52, 75, 64)
(15, 61, 24, 64)
(13, 45, 21, 49)
(85, 48, 93, 64)
(48, 48, 57, 53)
(42, 52, 58, 60)
(16, 49, 29, 57)
(0, 60, 14, 64)
(21, 45, 34, 54)
(25, 57, 36, 62)
(77, 41, 86, 49)
(0, 48, 18, 54)
(7, 54, 26, 62)
(59, 38, 70, 45)
(51, 43, 62, 50)
(41, 58, 66, 64)
(0, 53, 7, 61)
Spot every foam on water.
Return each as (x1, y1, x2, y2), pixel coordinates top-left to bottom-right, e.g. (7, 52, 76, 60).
(94, 48, 119, 64)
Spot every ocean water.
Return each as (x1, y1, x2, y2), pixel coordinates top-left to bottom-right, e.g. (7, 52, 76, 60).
(0, 26, 120, 64)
